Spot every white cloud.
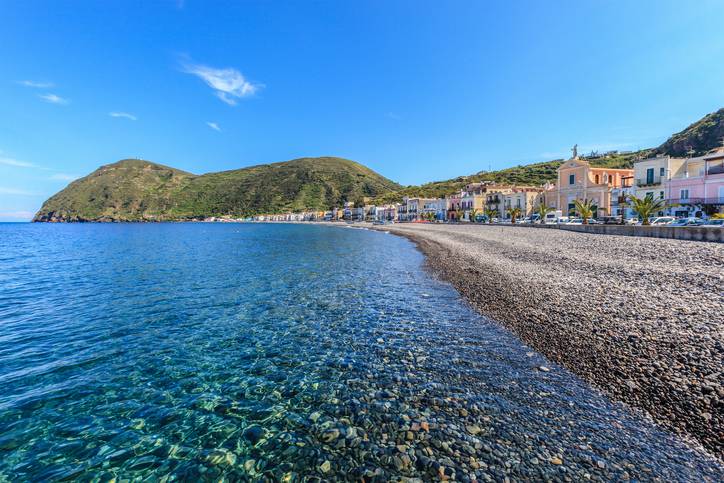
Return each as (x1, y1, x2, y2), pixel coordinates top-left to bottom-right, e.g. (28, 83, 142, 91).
(0, 187, 40, 196)
(206, 121, 221, 132)
(38, 93, 69, 105)
(18, 80, 54, 88)
(109, 111, 138, 121)
(182, 60, 261, 105)
(50, 173, 79, 181)
(0, 157, 38, 168)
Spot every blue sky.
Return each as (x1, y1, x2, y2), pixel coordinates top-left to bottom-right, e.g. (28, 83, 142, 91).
(1, 0, 723, 221)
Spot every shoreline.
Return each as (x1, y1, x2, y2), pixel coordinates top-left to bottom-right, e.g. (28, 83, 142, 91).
(369, 222, 723, 459)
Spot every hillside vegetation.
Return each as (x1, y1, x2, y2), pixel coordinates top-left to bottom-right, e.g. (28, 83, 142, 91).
(655, 108, 724, 157)
(34, 157, 400, 222)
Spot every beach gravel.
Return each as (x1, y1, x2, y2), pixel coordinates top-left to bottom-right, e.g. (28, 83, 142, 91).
(376, 223, 724, 457)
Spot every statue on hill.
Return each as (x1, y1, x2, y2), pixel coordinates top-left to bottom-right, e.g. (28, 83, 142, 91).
(571, 144, 579, 159)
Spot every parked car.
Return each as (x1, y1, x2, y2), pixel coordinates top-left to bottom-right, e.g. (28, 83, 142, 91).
(670, 217, 705, 226)
(650, 216, 676, 225)
(566, 218, 583, 225)
(702, 219, 724, 227)
(556, 216, 570, 224)
(600, 216, 622, 225)
(625, 218, 639, 225)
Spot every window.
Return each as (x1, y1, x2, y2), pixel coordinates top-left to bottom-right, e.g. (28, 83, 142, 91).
(646, 168, 654, 184)
(646, 192, 654, 200)
(569, 174, 575, 185)
(660, 167, 665, 176)
(659, 191, 664, 199)
(595, 174, 600, 184)
(681, 189, 689, 200)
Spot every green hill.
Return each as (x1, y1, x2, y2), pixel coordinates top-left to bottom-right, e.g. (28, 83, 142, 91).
(655, 108, 724, 157)
(33, 157, 400, 222)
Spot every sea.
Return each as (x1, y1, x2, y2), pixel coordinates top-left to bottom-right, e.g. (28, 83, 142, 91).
(0, 223, 720, 481)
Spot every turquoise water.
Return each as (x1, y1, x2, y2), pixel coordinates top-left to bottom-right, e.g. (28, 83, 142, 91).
(0, 223, 720, 481)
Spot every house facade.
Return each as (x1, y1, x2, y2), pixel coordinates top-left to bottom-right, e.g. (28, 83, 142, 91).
(548, 156, 633, 217)
(501, 188, 543, 218)
(632, 156, 685, 204)
(666, 147, 724, 216)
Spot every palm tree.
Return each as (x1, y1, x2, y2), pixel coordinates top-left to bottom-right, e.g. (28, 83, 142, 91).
(573, 199, 595, 224)
(471, 209, 482, 223)
(484, 207, 497, 224)
(535, 201, 551, 224)
(507, 207, 522, 224)
(454, 209, 463, 222)
(625, 194, 670, 225)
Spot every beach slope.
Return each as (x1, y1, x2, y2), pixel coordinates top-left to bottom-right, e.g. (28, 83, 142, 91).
(376, 223, 723, 457)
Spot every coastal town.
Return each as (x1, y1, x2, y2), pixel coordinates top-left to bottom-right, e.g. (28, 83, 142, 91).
(238, 145, 724, 226)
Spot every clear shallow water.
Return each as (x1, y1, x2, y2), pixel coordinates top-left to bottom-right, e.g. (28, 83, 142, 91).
(0, 223, 720, 481)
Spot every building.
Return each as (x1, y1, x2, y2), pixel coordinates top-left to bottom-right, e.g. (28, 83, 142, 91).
(501, 187, 543, 219)
(666, 146, 724, 217)
(374, 204, 398, 221)
(610, 175, 635, 219)
(632, 155, 685, 205)
(484, 186, 516, 218)
(446, 191, 465, 221)
(422, 198, 447, 220)
(548, 150, 633, 217)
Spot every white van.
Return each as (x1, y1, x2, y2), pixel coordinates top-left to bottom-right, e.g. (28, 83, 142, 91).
(543, 210, 563, 224)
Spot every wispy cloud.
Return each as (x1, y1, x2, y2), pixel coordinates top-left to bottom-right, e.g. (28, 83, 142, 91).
(38, 93, 69, 105)
(18, 80, 54, 88)
(181, 59, 261, 105)
(0, 157, 39, 168)
(206, 121, 222, 132)
(386, 112, 402, 120)
(50, 173, 79, 181)
(109, 111, 138, 121)
(0, 187, 41, 196)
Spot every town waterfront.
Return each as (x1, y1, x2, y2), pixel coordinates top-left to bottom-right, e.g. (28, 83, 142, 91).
(0, 223, 721, 481)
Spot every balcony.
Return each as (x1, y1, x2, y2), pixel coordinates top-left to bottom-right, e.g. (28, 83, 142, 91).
(636, 179, 662, 187)
(707, 163, 724, 176)
(667, 198, 705, 205)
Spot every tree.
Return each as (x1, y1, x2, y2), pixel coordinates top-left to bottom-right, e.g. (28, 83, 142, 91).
(454, 208, 463, 222)
(625, 194, 670, 225)
(471, 209, 482, 223)
(535, 201, 551, 224)
(507, 207, 522, 224)
(484, 207, 497, 224)
(573, 199, 595, 224)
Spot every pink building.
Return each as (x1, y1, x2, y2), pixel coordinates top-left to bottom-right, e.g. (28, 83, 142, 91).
(666, 147, 724, 217)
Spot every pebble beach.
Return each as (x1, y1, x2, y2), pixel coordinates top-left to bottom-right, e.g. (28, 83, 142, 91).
(374, 223, 724, 459)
